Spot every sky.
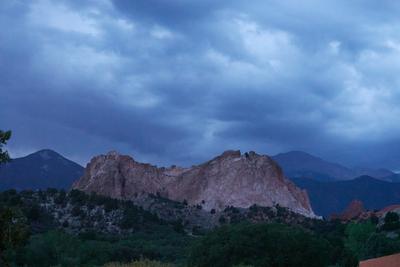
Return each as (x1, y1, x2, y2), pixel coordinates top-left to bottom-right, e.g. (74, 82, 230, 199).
(1, 0, 400, 170)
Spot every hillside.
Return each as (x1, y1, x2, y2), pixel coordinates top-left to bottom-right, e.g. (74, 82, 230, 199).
(0, 149, 84, 190)
(2, 188, 400, 267)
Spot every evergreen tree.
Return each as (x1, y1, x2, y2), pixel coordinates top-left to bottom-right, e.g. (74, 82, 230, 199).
(0, 207, 29, 267)
(0, 130, 11, 163)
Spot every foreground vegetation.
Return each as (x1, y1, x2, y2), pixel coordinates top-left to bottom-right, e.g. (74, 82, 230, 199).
(104, 260, 175, 267)
(0, 189, 399, 266)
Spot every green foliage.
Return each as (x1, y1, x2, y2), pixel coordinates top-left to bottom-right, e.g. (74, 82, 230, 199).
(343, 220, 400, 261)
(120, 206, 141, 229)
(310, 220, 358, 267)
(71, 205, 83, 217)
(54, 190, 67, 205)
(69, 189, 89, 205)
(104, 198, 119, 212)
(344, 221, 376, 259)
(25, 203, 41, 221)
(104, 260, 176, 267)
(362, 233, 400, 260)
(188, 223, 337, 267)
(0, 207, 29, 266)
(15, 227, 191, 267)
(0, 130, 11, 164)
(0, 189, 192, 266)
(1, 189, 399, 267)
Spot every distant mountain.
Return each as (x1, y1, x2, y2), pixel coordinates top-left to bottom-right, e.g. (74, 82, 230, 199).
(272, 151, 354, 181)
(273, 151, 396, 181)
(292, 176, 400, 217)
(0, 149, 84, 190)
(384, 173, 400, 183)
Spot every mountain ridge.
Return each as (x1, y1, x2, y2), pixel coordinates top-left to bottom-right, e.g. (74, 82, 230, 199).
(273, 151, 398, 181)
(292, 176, 400, 217)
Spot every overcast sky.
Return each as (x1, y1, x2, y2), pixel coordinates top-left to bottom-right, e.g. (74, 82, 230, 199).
(1, 0, 400, 169)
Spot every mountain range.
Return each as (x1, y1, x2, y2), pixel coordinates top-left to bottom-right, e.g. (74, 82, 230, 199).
(273, 151, 399, 182)
(292, 176, 400, 217)
(1, 148, 400, 218)
(0, 149, 84, 190)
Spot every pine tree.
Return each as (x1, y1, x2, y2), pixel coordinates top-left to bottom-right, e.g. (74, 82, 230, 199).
(0, 130, 11, 163)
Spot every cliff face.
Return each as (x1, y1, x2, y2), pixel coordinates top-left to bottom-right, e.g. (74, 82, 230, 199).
(73, 150, 316, 217)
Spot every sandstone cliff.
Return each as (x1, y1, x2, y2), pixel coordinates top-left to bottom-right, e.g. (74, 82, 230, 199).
(73, 150, 316, 217)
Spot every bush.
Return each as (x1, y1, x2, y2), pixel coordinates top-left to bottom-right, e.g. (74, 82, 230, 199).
(345, 221, 376, 259)
(71, 205, 83, 217)
(381, 212, 400, 231)
(362, 233, 400, 260)
(104, 199, 119, 212)
(69, 190, 88, 205)
(54, 190, 67, 205)
(25, 204, 41, 221)
(119, 207, 139, 229)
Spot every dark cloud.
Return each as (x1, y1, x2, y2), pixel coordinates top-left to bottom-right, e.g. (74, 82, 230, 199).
(1, 0, 400, 170)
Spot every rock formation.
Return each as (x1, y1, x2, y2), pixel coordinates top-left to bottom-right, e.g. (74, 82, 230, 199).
(73, 150, 316, 217)
(331, 200, 366, 220)
(330, 201, 400, 222)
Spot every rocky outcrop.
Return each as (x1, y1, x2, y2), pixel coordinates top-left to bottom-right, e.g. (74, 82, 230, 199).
(330, 202, 400, 223)
(331, 200, 366, 220)
(73, 150, 316, 217)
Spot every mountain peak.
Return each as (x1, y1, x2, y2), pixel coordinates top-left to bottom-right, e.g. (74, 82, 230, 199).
(273, 151, 353, 181)
(35, 149, 61, 160)
(0, 149, 84, 190)
(273, 151, 328, 164)
(106, 150, 121, 157)
(219, 150, 241, 158)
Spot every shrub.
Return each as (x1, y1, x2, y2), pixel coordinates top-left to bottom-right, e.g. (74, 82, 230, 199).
(345, 221, 376, 259)
(381, 212, 400, 231)
(69, 190, 88, 205)
(54, 190, 67, 205)
(71, 205, 83, 217)
(362, 233, 400, 260)
(25, 204, 41, 221)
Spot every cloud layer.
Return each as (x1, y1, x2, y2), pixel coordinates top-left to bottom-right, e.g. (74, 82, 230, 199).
(1, 0, 400, 169)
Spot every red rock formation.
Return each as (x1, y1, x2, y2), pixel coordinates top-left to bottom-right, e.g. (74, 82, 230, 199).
(331, 201, 400, 222)
(72, 150, 316, 217)
(331, 200, 366, 221)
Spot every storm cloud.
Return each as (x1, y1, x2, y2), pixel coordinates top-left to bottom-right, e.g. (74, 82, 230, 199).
(1, 0, 400, 169)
